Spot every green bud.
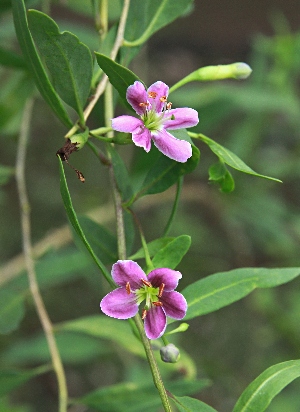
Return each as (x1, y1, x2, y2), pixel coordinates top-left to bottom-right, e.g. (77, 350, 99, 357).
(160, 343, 180, 363)
(69, 128, 89, 150)
(169, 62, 252, 93)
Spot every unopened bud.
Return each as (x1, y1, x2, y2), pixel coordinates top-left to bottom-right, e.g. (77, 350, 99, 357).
(69, 128, 89, 150)
(169, 63, 252, 93)
(160, 343, 180, 363)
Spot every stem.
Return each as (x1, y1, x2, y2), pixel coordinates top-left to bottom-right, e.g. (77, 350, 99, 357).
(65, 0, 130, 139)
(133, 315, 172, 412)
(16, 98, 68, 412)
(163, 176, 183, 237)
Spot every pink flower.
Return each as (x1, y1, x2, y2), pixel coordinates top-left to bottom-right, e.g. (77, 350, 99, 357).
(112, 81, 199, 163)
(100, 260, 187, 340)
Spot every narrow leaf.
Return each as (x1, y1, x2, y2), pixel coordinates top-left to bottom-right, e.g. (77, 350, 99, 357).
(79, 379, 209, 412)
(198, 134, 281, 183)
(108, 145, 133, 201)
(95, 52, 143, 110)
(129, 237, 175, 260)
(232, 360, 300, 412)
(28, 10, 93, 121)
(152, 235, 191, 269)
(77, 216, 118, 265)
(0, 165, 15, 186)
(11, 0, 73, 127)
(0, 46, 26, 69)
(59, 315, 145, 358)
(170, 395, 218, 412)
(183, 267, 300, 320)
(134, 130, 200, 201)
(125, 0, 194, 46)
(0, 290, 25, 334)
(58, 157, 113, 286)
(0, 367, 48, 397)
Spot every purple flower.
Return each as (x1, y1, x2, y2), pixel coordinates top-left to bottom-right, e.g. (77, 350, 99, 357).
(100, 260, 187, 340)
(111, 81, 199, 163)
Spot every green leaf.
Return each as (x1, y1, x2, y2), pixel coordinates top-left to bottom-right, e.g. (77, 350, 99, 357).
(58, 157, 113, 286)
(0, 165, 15, 186)
(182, 267, 300, 321)
(208, 161, 235, 193)
(0, 46, 26, 69)
(28, 10, 93, 122)
(78, 379, 209, 412)
(94, 52, 143, 110)
(132, 130, 200, 201)
(58, 315, 145, 358)
(11, 0, 73, 127)
(0, 367, 47, 397)
(198, 134, 281, 183)
(124, 0, 194, 46)
(129, 237, 175, 260)
(108, 145, 133, 201)
(76, 216, 118, 265)
(0, 290, 25, 335)
(170, 395, 218, 412)
(232, 360, 300, 412)
(152, 235, 191, 269)
(2, 332, 109, 366)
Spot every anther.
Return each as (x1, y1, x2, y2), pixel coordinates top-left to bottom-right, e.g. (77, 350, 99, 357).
(158, 283, 165, 298)
(166, 102, 172, 110)
(139, 102, 149, 107)
(148, 91, 157, 98)
(160, 96, 167, 102)
(125, 282, 131, 295)
(142, 309, 147, 319)
(153, 301, 163, 307)
(141, 278, 152, 287)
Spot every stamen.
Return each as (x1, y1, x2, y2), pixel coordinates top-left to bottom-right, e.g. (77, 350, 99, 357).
(153, 301, 163, 307)
(166, 102, 172, 110)
(158, 283, 165, 298)
(125, 282, 131, 295)
(160, 96, 167, 103)
(141, 278, 152, 287)
(142, 309, 147, 319)
(148, 91, 157, 98)
(139, 102, 149, 107)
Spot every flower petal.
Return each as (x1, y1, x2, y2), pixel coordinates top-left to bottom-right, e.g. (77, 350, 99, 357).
(100, 288, 138, 319)
(144, 305, 167, 339)
(132, 128, 152, 152)
(147, 81, 169, 113)
(126, 81, 148, 115)
(163, 108, 199, 130)
(112, 260, 146, 289)
(160, 291, 187, 320)
(151, 129, 192, 162)
(112, 115, 143, 133)
(148, 268, 182, 291)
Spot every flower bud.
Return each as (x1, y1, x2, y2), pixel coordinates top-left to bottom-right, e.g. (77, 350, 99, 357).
(160, 343, 180, 363)
(69, 128, 89, 150)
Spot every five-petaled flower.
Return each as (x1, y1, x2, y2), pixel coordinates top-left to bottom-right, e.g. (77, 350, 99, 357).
(100, 260, 187, 340)
(111, 81, 199, 163)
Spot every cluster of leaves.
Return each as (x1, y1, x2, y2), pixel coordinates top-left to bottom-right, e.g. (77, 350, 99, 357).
(1, 1, 300, 411)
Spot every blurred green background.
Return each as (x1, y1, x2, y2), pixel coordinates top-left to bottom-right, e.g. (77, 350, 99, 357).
(1, 0, 300, 411)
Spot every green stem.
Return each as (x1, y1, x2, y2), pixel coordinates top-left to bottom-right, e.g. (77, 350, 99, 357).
(133, 315, 172, 412)
(163, 176, 183, 237)
(16, 98, 68, 412)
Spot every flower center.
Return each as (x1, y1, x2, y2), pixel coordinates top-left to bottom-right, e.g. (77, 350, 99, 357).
(139, 93, 174, 132)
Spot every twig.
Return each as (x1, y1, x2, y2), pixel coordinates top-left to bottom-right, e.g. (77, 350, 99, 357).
(15, 97, 68, 412)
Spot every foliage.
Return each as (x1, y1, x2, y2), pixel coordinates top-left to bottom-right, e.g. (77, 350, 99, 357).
(1, 1, 300, 411)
